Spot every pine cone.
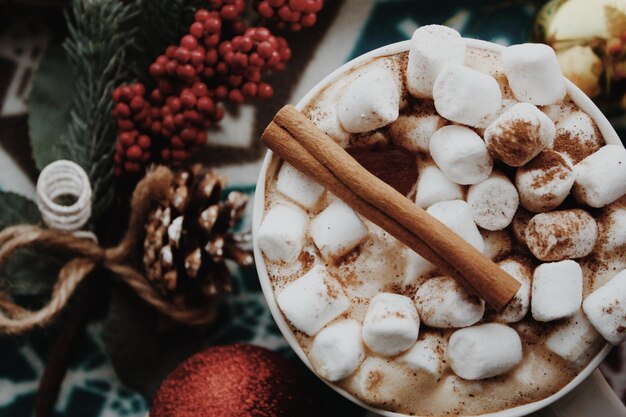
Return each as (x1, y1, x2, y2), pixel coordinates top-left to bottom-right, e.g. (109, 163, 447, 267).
(143, 165, 253, 307)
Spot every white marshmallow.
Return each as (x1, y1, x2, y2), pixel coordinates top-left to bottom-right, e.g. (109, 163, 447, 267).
(337, 66, 400, 133)
(310, 200, 368, 260)
(433, 64, 502, 128)
(484, 103, 556, 167)
(276, 265, 349, 336)
(511, 208, 533, 246)
(414, 164, 464, 209)
(532, 260, 583, 322)
(426, 200, 485, 253)
(415, 276, 485, 328)
(573, 145, 626, 208)
(552, 111, 602, 164)
(401, 335, 443, 377)
(406, 25, 465, 98)
(403, 249, 436, 287)
(597, 205, 626, 252)
(467, 172, 519, 231)
(310, 319, 365, 381)
(525, 209, 597, 261)
(311, 99, 350, 148)
(583, 269, 626, 344)
(448, 324, 523, 380)
(429, 126, 493, 185)
(276, 163, 325, 209)
(362, 293, 420, 356)
(496, 259, 531, 323)
(351, 357, 410, 406)
(501, 43, 566, 105)
(257, 205, 308, 262)
(481, 229, 513, 260)
(545, 309, 603, 368)
(515, 150, 574, 212)
(389, 114, 445, 153)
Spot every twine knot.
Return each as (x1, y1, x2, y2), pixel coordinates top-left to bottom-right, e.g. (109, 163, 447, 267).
(0, 166, 217, 335)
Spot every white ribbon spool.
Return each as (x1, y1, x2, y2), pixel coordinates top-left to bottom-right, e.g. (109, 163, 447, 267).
(36, 160, 92, 233)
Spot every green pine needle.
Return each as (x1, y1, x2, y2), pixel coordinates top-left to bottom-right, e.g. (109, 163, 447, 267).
(59, 0, 140, 219)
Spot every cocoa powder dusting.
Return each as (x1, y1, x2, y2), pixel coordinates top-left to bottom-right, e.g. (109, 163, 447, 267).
(489, 119, 542, 165)
(346, 145, 418, 196)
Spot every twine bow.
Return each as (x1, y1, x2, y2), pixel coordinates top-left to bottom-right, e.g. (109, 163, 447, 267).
(0, 167, 217, 335)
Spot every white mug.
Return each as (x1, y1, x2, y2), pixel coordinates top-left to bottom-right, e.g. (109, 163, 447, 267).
(253, 38, 626, 417)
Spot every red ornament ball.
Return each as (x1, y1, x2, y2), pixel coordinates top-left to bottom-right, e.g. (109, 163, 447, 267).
(150, 344, 316, 417)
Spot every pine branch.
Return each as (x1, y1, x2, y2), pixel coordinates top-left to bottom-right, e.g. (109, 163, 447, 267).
(58, 0, 140, 219)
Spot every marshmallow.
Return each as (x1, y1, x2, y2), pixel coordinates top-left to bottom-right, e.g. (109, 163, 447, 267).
(276, 163, 325, 209)
(484, 103, 556, 167)
(546, 309, 603, 368)
(276, 265, 349, 336)
(467, 172, 519, 231)
(311, 100, 350, 148)
(515, 150, 574, 212)
(552, 111, 602, 164)
(532, 260, 583, 322)
(389, 114, 445, 153)
(583, 269, 626, 344)
(401, 335, 443, 377)
(337, 66, 400, 133)
(597, 205, 626, 252)
(496, 259, 531, 323)
(433, 65, 502, 128)
(511, 208, 532, 246)
(310, 319, 365, 381)
(448, 324, 522, 380)
(481, 229, 513, 260)
(406, 25, 466, 98)
(257, 205, 308, 262)
(403, 249, 436, 287)
(415, 276, 485, 328)
(501, 43, 566, 105)
(352, 357, 410, 407)
(429, 126, 493, 185)
(426, 200, 485, 253)
(362, 293, 420, 356)
(310, 199, 368, 260)
(573, 145, 626, 208)
(525, 209, 597, 261)
(414, 164, 464, 209)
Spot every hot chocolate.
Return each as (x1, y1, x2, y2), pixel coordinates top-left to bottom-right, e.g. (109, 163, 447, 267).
(256, 25, 626, 416)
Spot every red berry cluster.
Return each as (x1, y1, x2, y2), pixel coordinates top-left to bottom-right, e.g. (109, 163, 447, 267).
(112, 83, 152, 175)
(214, 27, 291, 102)
(111, 0, 321, 176)
(256, 0, 323, 31)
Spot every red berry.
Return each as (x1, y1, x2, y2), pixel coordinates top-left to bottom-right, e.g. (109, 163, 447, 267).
(181, 128, 196, 142)
(198, 96, 215, 113)
(181, 35, 198, 50)
(124, 161, 141, 172)
(195, 9, 210, 22)
(181, 90, 197, 108)
(192, 82, 209, 97)
(138, 135, 151, 149)
(112, 88, 122, 102)
(131, 83, 146, 96)
(166, 46, 177, 58)
(126, 145, 143, 160)
(242, 82, 258, 97)
(191, 50, 205, 66)
(119, 131, 135, 146)
(258, 83, 273, 98)
(221, 5, 239, 20)
(150, 63, 165, 77)
(196, 131, 208, 145)
(301, 12, 316, 27)
(205, 16, 221, 33)
(130, 96, 145, 111)
(172, 150, 188, 161)
(190, 22, 205, 38)
(229, 89, 244, 103)
(119, 86, 133, 101)
(115, 103, 131, 118)
(258, 2, 274, 17)
(171, 136, 185, 149)
(118, 119, 134, 131)
(175, 47, 191, 63)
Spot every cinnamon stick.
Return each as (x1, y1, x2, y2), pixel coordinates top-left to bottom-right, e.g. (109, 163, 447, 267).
(262, 105, 520, 311)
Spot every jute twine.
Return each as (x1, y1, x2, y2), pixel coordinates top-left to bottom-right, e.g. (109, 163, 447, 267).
(0, 166, 217, 335)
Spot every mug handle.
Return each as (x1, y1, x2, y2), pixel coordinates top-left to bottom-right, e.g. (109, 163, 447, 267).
(538, 370, 626, 417)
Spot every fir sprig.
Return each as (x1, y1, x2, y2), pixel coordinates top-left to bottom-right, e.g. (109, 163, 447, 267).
(59, 0, 140, 218)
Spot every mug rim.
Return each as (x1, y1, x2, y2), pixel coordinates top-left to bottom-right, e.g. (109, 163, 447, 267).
(252, 38, 620, 417)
